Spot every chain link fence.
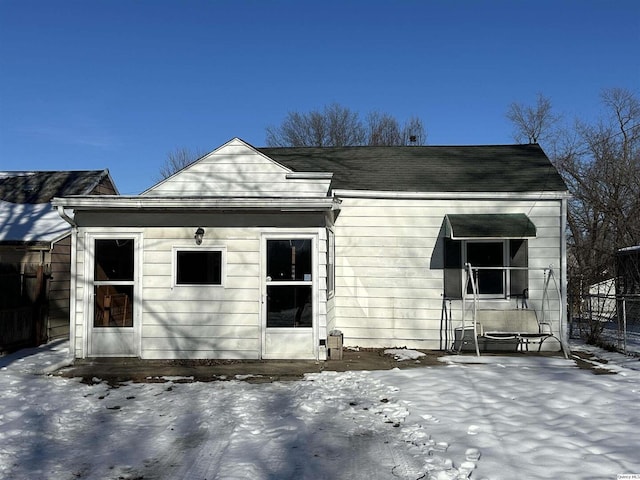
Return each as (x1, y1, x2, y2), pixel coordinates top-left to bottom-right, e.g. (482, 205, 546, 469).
(569, 292, 640, 355)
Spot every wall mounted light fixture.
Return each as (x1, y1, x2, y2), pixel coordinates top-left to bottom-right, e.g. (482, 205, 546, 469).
(194, 227, 205, 245)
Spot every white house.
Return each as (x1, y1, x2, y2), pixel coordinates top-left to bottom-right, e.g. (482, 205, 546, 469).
(52, 138, 569, 360)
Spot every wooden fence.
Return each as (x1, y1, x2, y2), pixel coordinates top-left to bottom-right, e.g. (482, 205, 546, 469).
(0, 307, 36, 352)
(0, 263, 47, 353)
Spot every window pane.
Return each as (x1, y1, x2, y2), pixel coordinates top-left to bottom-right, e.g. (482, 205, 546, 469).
(510, 239, 528, 296)
(444, 238, 463, 299)
(267, 285, 312, 327)
(467, 242, 504, 295)
(94, 285, 133, 327)
(95, 239, 134, 281)
(267, 239, 312, 282)
(176, 251, 222, 285)
(467, 242, 503, 266)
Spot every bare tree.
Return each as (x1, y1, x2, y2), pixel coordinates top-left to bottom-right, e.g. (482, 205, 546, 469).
(324, 103, 366, 146)
(266, 104, 427, 147)
(506, 88, 640, 345)
(367, 111, 402, 146)
(507, 89, 640, 348)
(158, 147, 206, 180)
(266, 104, 365, 147)
(567, 88, 640, 282)
(507, 93, 560, 144)
(402, 116, 427, 145)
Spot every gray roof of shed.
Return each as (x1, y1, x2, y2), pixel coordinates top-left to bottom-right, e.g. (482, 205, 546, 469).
(0, 170, 111, 204)
(258, 144, 567, 192)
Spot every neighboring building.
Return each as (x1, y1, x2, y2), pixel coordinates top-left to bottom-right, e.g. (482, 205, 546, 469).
(587, 278, 617, 322)
(617, 246, 640, 295)
(617, 246, 640, 325)
(0, 170, 118, 351)
(52, 138, 569, 360)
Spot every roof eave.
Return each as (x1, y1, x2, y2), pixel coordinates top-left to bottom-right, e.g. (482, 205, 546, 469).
(331, 189, 571, 200)
(51, 195, 340, 212)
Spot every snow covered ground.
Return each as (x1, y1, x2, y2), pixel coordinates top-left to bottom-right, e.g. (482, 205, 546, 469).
(1, 341, 639, 480)
(601, 321, 640, 355)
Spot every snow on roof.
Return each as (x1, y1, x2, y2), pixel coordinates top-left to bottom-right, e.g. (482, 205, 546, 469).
(0, 200, 69, 243)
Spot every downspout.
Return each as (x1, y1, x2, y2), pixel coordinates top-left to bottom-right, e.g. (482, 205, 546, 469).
(560, 197, 569, 357)
(56, 206, 78, 359)
(56, 205, 77, 228)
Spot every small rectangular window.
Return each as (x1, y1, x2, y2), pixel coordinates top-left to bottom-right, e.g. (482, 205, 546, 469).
(175, 249, 224, 286)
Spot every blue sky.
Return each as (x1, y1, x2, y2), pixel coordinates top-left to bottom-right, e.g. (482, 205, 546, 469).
(1, 0, 638, 195)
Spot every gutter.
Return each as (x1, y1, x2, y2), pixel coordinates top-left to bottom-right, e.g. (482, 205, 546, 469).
(51, 195, 339, 212)
(331, 189, 572, 200)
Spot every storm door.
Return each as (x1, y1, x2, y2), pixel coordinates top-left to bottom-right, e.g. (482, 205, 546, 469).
(88, 234, 141, 356)
(262, 236, 317, 359)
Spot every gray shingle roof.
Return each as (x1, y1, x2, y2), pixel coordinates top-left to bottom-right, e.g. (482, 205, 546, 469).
(258, 144, 567, 192)
(0, 170, 110, 204)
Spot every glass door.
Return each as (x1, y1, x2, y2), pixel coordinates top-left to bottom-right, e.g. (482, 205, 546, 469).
(89, 235, 140, 356)
(263, 237, 316, 359)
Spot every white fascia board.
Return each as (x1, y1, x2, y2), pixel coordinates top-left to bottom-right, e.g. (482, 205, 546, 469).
(51, 195, 339, 211)
(331, 189, 571, 200)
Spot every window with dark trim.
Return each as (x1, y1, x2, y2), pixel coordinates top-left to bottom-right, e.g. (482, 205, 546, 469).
(444, 239, 528, 299)
(175, 249, 223, 286)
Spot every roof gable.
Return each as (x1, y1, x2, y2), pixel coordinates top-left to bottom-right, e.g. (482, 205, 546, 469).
(258, 144, 568, 193)
(142, 138, 332, 198)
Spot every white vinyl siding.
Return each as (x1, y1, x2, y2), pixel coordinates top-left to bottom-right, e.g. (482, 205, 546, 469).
(140, 227, 261, 359)
(332, 197, 564, 350)
(70, 224, 329, 360)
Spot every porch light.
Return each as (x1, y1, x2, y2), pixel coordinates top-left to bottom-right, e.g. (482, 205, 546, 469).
(194, 227, 205, 245)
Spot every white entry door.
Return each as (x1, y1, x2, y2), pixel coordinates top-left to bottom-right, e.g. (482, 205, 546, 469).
(88, 234, 141, 357)
(262, 236, 317, 359)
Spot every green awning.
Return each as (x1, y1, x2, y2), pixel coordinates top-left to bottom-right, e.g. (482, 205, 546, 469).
(445, 214, 537, 240)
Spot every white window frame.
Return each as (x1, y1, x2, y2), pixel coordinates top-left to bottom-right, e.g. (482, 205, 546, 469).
(172, 246, 226, 288)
